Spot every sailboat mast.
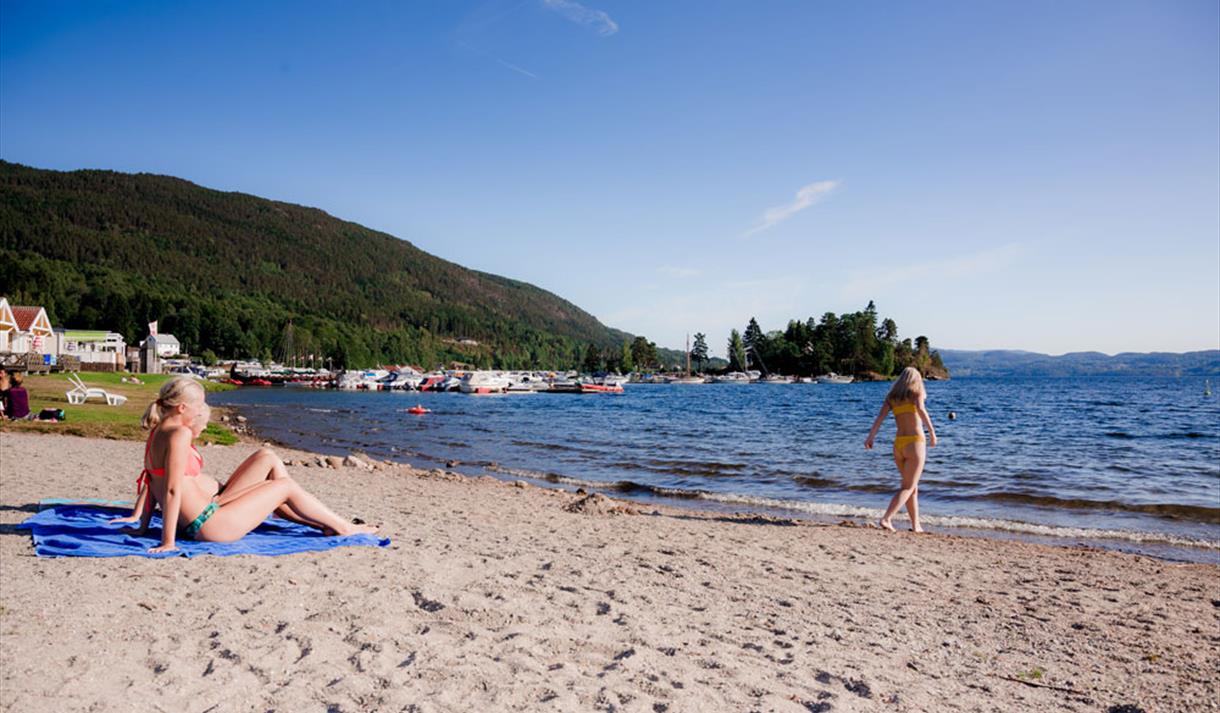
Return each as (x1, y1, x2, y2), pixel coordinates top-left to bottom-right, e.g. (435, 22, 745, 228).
(686, 334, 691, 377)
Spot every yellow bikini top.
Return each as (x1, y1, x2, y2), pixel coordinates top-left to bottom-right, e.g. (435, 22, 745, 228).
(890, 401, 917, 416)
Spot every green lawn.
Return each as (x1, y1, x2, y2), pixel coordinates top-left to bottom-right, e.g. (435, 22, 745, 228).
(2, 373, 238, 444)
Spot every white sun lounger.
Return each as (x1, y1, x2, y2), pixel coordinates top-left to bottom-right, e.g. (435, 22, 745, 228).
(66, 373, 128, 406)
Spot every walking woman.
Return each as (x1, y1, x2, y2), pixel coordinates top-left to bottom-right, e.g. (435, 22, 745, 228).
(864, 367, 937, 532)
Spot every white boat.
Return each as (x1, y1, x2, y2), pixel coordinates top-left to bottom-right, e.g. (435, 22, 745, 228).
(711, 372, 751, 384)
(337, 369, 389, 390)
(505, 373, 549, 393)
(670, 334, 706, 384)
(460, 371, 510, 394)
(762, 374, 793, 384)
(816, 372, 854, 384)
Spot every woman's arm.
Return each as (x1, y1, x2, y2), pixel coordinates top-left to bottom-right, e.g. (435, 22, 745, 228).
(133, 486, 156, 536)
(918, 397, 937, 447)
(149, 428, 191, 553)
(110, 483, 150, 525)
(864, 402, 890, 449)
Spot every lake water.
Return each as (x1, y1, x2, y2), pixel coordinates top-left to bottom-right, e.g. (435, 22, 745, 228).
(213, 376, 1220, 563)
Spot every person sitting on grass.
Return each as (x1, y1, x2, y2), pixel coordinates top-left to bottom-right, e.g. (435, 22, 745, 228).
(135, 376, 375, 554)
(2, 370, 31, 420)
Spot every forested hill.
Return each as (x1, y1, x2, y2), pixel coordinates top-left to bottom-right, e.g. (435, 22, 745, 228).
(939, 349, 1220, 377)
(0, 161, 632, 368)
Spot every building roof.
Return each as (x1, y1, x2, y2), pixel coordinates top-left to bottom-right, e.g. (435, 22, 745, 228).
(12, 305, 52, 335)
(0, 298, 15, 331)
(153, 333, 181, 345)
(57, 330, 118, 342)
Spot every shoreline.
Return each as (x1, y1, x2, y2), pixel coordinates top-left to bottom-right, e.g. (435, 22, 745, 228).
(223, 401, 1220, 566)
(2, 430, 1217, 711)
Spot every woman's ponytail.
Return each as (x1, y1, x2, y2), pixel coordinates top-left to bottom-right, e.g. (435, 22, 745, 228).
(141, 377, 205, 430)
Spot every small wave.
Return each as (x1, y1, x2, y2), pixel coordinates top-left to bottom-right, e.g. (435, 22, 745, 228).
(482, 466, 1220, 551)
(306, 407, 337, 413)
(684, 493, 1220, 551)
(793, 475, 839, 488)
(962, 492, 1220, 524)
(600, 458, 750, 479)
(792, 475, 890, 493)
(1102, 430, 1216, 440)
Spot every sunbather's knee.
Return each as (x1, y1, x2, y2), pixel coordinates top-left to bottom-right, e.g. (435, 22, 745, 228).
(256, 446, 279, 461)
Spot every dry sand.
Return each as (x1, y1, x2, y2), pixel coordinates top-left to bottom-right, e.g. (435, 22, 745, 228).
(1, 431, 1216, 712)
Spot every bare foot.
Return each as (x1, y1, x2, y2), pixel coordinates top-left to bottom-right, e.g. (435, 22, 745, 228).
(910, 526, 926, 534)
(878, 518, 895, 532)
(335, 523, 378, 536)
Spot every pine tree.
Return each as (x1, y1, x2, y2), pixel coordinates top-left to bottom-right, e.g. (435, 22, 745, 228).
(691, 333, 709, 372)
(727, 329, 747, 371)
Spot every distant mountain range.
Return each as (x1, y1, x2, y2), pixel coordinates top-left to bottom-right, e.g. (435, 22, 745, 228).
(939, 349, 1220, 378)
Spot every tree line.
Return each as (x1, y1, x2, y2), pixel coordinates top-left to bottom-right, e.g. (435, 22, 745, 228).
(713, 302, 947, 378)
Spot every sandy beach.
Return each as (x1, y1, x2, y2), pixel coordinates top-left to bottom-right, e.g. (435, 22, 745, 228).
(1, 431, 1216, 712)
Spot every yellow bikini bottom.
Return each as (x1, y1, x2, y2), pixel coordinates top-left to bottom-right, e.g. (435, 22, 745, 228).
(893, 434, 925, 457)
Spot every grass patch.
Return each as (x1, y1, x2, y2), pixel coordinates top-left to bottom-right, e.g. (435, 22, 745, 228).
(1017, 667, 1045, 681)
(1, 373, 237, 443)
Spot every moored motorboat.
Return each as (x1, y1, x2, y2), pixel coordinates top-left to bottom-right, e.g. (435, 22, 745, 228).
(815, 372, 854, 384)
(580, 381, 624, 393)
(459, 371, 510, 394)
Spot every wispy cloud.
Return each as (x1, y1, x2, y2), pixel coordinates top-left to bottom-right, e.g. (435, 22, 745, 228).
(542, 0, 619, 36)
(841, 243, 1024, 300)
(457, 40, 539, 80)
(742, 180, 838, 237)
(495, 57, 539, 79)
(657, 265, 701, 279)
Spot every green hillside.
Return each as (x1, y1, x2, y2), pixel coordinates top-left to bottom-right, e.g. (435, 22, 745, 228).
(0, 161, 636, 369)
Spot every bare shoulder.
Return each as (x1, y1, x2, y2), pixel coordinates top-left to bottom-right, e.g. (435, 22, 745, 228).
(162, 424, 194, 447)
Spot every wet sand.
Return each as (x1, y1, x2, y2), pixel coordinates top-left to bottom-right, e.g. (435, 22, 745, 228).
(1, 431, 1216, 712)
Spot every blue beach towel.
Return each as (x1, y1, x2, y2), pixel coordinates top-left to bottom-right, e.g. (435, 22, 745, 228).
(17, 504, 390, 558)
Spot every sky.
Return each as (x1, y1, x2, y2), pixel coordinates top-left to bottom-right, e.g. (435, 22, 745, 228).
(1, 0, 1217, 357)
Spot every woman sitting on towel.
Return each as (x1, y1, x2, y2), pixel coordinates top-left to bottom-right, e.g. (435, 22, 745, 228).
(114, 403, 221, 527)
(134, 377, 375, 554)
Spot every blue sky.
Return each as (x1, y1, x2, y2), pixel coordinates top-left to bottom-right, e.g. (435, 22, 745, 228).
(2, 0, 1217, 356)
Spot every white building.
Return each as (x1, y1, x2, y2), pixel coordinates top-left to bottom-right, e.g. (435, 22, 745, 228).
(54, 329, 127, 370)
(0, 298, 16, 352)
(7, 302, 54, 355)
(140, 333, 182, 358)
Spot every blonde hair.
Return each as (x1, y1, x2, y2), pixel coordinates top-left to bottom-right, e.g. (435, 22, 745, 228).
(141, 377, 206, 430)
(191, 403, 212, 434)
(886, 366, 925, 406)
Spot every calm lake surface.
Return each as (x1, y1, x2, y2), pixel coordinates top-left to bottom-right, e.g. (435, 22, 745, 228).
(214, 376, 1220, 563)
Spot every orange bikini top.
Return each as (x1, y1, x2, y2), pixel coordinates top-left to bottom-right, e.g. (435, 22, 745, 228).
(136, 430, 203, 494)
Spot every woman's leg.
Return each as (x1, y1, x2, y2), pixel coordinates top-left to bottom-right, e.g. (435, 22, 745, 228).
(907, 484, 922, 533)
(200, 479, 375, 542)
(879, 442, 925, 530)
(222, 447, 320, 528)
